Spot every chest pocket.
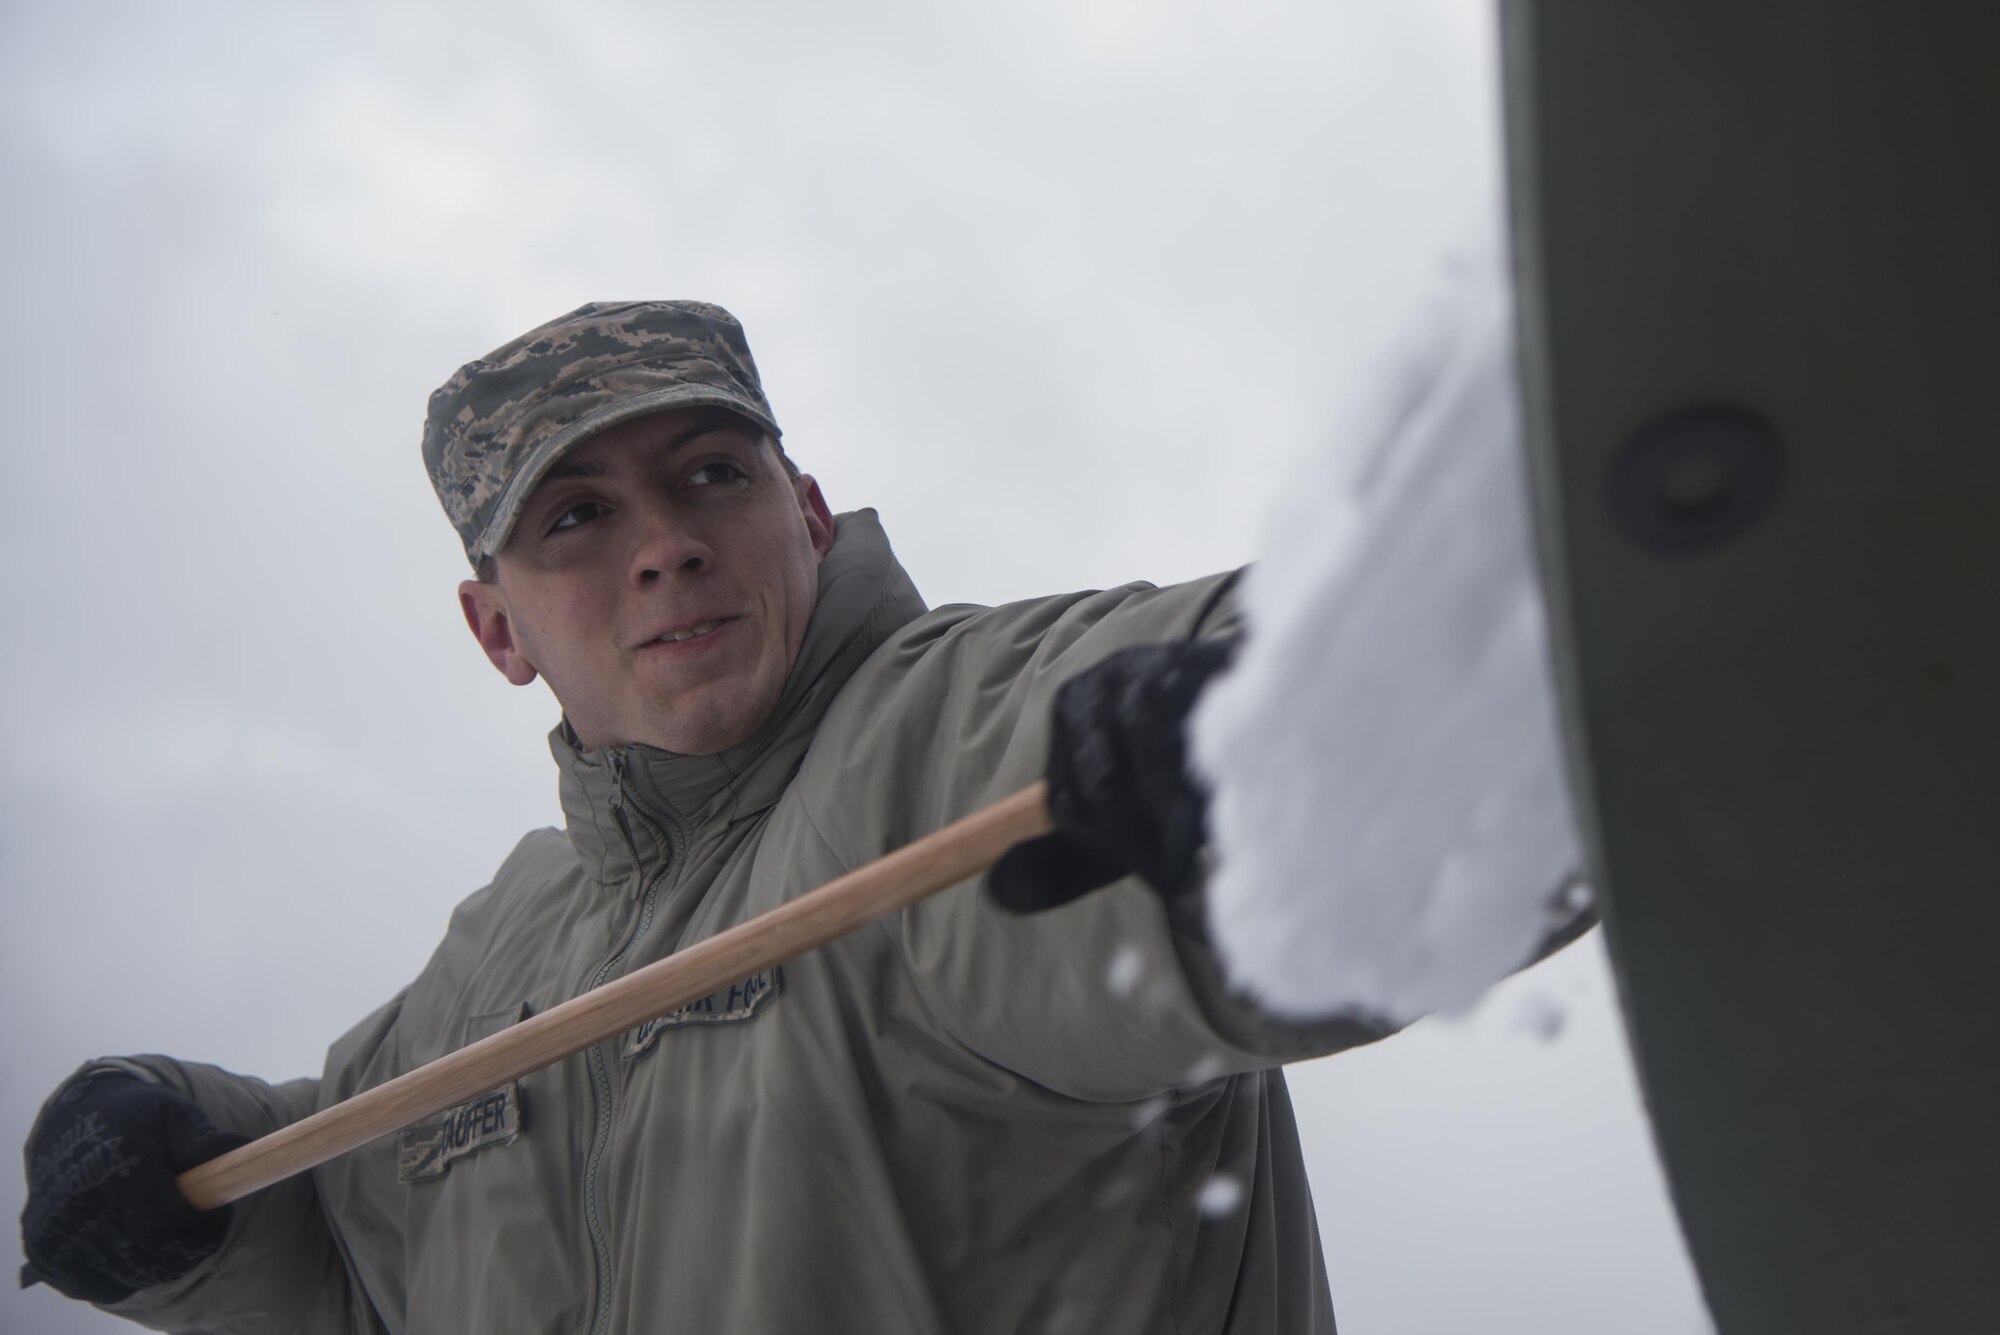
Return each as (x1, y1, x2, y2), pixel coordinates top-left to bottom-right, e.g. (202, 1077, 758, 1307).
(621, 966, 782, 1061)
(397, 1003, 530, 1184)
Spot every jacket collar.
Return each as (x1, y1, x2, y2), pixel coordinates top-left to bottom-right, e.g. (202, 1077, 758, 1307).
(551, 509, 926, 891)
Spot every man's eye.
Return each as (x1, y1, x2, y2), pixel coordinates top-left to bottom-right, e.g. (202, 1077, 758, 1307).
(549, 500, 608, 533)
(686, 461, 749, 487)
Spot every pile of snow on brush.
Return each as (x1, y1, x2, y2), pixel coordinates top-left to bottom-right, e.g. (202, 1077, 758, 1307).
(1191, 226, 1588, 1023)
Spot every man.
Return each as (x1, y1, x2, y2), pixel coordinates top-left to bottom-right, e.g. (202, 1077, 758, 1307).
(20, 301, 1516, 1332)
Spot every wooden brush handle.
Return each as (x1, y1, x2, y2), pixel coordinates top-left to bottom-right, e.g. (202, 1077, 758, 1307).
(177, 782, 1051, 1212)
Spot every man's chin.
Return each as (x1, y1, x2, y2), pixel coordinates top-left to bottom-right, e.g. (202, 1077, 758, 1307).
(631, 689, 773, 757)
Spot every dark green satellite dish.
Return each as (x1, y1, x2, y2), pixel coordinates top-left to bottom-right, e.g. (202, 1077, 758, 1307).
(1501, 4, 1999, 1331)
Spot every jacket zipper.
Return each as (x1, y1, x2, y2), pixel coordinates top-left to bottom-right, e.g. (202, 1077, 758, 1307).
(582, 750, 683, 1335)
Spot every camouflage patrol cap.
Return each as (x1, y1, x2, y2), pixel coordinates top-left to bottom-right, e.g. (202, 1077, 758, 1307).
(423, 300, 783, 566)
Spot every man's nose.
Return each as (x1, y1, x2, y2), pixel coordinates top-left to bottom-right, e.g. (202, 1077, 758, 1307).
(628, 500, 713, 585)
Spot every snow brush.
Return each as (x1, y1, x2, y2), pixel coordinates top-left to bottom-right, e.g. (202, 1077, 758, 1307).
(174, 783, 1051, 1212)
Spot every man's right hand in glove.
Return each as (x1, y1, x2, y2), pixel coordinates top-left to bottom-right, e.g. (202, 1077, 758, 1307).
(19, 1072, 245, 1304)
(988, 636, 1239, 915)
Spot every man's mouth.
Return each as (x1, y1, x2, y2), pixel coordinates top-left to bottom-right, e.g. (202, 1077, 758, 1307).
(657, 620, 724, 643)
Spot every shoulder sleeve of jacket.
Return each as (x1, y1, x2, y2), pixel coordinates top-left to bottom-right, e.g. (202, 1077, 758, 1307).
(799, 570, 1397, 1102)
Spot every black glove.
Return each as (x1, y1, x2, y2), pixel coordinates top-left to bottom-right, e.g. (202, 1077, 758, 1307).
(989, 636, 1239, 913)
(19, 1072, 246, 1303)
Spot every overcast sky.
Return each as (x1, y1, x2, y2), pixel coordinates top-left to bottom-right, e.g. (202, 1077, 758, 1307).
(2, 3, 1710, 1331)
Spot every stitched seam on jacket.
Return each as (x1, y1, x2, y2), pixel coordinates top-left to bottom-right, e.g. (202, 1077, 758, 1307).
(791, 795, 856, 882)
(573, 751, 621, 888)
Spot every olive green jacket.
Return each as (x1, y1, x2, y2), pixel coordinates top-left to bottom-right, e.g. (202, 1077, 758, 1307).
(99, 511, 1389, 1335)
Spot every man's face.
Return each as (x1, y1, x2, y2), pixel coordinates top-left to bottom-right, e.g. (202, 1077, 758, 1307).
(458, 407, 835, 755)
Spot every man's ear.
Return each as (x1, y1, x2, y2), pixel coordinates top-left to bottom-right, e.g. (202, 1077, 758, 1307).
(795, 474, 835, 559)
(459, 579, 540, 686)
